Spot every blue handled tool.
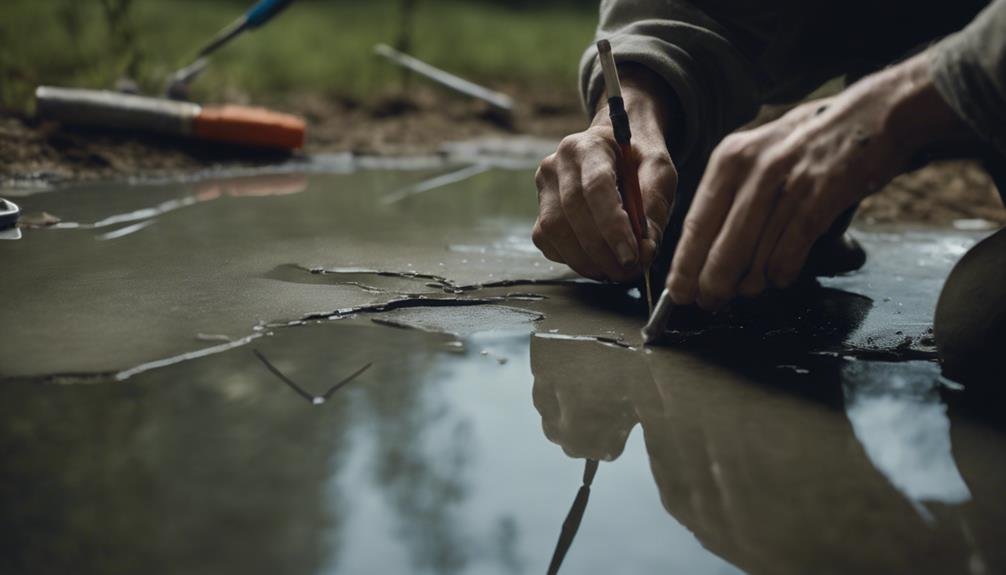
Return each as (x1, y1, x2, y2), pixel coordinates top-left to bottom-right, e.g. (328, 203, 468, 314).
(166, 0, 296, 100)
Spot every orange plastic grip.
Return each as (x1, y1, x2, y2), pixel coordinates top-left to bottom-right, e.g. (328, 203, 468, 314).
(192, 105, 306, 150)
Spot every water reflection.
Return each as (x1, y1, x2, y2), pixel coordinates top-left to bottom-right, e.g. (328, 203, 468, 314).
(531, 334, 1006, 574)
(4, 166, 1005, 574)
(843, 363, 971, 518)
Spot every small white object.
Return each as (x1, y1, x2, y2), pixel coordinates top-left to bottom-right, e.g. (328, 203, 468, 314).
(953, 218, 995, 231)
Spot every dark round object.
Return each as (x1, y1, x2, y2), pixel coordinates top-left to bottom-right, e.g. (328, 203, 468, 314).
(934, 227, 1006, 386)
(0, 198, 20, 229)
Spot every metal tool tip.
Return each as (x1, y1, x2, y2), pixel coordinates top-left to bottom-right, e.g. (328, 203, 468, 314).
(641, 288, 674, 345)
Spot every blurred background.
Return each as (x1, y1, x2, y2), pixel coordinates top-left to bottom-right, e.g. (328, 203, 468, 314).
(1, 0, 1003, 227)
(0, 0, 592, 114)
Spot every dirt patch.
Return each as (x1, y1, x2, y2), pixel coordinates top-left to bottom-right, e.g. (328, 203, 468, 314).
(859, 160, 1004, 225)
(1, 89, 1002, 225)
(0, 86, 584, 187)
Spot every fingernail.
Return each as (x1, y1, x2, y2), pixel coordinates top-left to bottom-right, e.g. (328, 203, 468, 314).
(616, 242, 636, 267)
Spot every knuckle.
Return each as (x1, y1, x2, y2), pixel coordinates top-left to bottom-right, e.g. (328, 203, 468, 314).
(644, 150, 676, 172)
(531, 222, 546, 245)
(714, 133, 756, 163)
(585, 125, 615, 144)
(581, 168, 616, 197)
(534, 169, 547, 193)
(646, 219, 665, 247)
(647, 154, 679, 193)
(536, 155, 556, 182)
(538, 212, 563, 236)
(557, 134, 587, 157)
(755, 145, 791, 172)
(780, 173, 806, 199)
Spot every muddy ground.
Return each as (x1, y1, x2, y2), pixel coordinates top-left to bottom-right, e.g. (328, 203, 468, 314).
(2, 89, 1003, 226)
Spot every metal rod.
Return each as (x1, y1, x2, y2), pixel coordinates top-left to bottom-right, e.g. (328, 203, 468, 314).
(374, 43, 514, 112)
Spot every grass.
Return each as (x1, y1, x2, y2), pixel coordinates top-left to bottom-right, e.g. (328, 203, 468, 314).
(0, 0, 596, 113)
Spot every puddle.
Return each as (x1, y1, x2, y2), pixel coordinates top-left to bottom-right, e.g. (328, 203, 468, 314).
(370, 304, 542, 337)
(2, 166, 1006, 574)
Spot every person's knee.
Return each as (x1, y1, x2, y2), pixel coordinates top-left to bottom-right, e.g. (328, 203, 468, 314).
(934, 227, 1006, 386)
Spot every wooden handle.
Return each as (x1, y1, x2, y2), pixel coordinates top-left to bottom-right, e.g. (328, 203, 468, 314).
(617, 142, 647, 242)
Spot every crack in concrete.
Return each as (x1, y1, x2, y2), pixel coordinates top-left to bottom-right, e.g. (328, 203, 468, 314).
(534, 332, 636, 351)
(300, 264, 590, 294)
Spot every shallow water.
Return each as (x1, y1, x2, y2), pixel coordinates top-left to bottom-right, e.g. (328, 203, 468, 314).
(2, 165, 1005, 574)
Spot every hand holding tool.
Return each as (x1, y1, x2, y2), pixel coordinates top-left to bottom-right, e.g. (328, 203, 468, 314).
(596, 39, 654, 314)
(641, 288, 674, 344)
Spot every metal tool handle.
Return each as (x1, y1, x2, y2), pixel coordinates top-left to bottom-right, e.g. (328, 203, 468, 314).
(245, 0, 295, 28)
(198, 0, 295, 58)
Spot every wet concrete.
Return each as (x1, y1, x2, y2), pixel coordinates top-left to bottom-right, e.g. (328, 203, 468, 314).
(1, 165, 1005, 574)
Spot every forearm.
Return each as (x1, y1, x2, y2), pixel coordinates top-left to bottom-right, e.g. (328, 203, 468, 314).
(878, 52, 980, 159)
(589, 63, 679, 149)
(579, 0, 762, 167)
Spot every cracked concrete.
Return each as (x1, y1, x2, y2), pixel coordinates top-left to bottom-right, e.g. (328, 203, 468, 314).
(2, 165, 1005, 575)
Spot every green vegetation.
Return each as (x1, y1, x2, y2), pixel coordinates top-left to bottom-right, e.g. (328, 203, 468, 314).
(0, 0, 596, 112)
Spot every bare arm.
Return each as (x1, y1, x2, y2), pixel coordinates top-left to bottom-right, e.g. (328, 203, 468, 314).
(666, 50, 979, 309)
(534, 0, 763, 282)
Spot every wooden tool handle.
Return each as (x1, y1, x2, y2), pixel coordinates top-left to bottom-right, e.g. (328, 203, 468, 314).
(617, 142, 647, 242)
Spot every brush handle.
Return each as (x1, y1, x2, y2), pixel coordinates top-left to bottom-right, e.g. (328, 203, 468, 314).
(598, 40, 648, 246)
(616, 142, 648, 243)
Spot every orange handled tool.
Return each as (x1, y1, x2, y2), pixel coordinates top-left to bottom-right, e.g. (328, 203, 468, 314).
(35, 86, 305, 151)
(596, 39, 653, 313)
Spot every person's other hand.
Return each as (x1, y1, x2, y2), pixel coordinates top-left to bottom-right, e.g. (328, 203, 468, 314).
(533, 64, 678, 282)
(666, 52, 976, 310)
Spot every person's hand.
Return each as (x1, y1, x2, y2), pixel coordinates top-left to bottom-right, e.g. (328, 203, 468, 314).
(533, 65, 678, 282)
(666, 51, 976, 310)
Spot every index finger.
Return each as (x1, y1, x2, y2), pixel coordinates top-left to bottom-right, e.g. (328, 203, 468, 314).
(666, 148, 742, 305)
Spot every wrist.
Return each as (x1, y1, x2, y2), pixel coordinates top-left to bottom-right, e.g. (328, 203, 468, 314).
(591, 63, 674, 148)
(881, 52, 977, 156)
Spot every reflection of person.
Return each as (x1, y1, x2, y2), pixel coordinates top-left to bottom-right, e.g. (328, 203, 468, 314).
(530, 335, 1006, 573)
(532, 1, 1006, 379)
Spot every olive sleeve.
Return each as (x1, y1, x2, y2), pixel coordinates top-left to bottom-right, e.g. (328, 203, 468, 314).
(930, 0, 1006, 157)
